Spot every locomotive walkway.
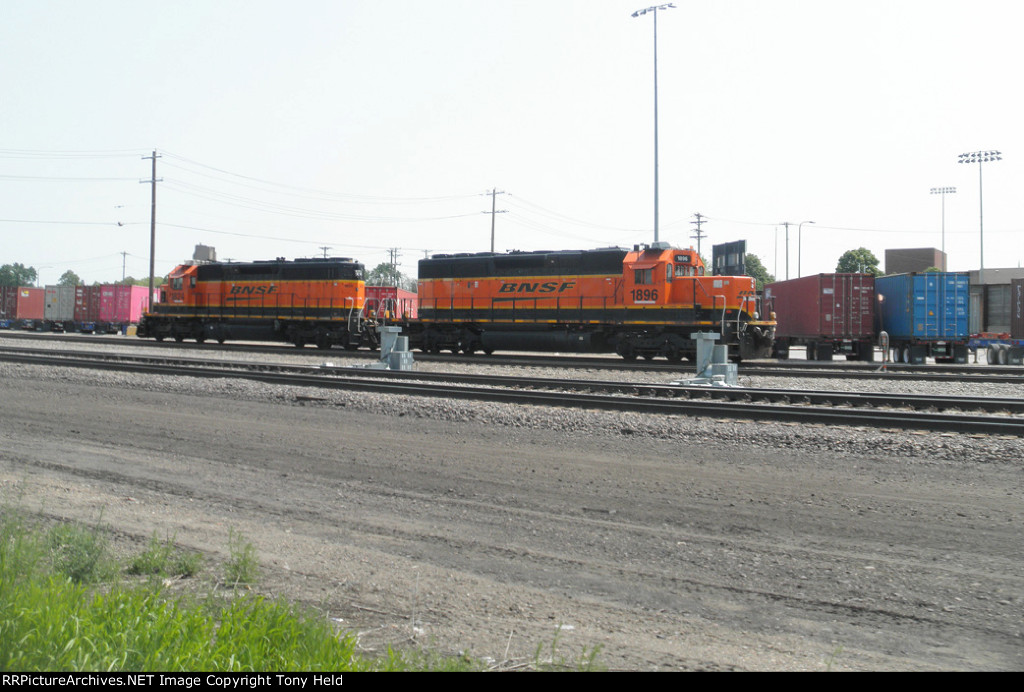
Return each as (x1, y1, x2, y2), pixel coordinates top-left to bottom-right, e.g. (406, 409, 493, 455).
(2, 344, 1022, 437)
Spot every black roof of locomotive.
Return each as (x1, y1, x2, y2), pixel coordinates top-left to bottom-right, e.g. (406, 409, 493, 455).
(419, 247, 629, 279)
(196, 257, 364, 282)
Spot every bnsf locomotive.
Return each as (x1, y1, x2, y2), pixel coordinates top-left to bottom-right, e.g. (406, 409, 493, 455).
(138, 243, 775, 361)
(410, 242, 774, 361)
(137, 257, 375, 349)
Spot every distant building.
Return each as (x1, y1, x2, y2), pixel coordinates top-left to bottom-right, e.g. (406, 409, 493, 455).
(885, 248, 945, 274)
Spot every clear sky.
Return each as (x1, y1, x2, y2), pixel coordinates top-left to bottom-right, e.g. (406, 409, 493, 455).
(2, 0, 1021, 286)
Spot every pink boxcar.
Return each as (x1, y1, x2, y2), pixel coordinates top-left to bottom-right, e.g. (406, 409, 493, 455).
(100, 285, 150, 328)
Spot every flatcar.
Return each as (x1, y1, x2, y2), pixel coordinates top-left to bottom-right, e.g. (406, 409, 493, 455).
(408, 242, 775, 361)
(137, 257, 374, 349)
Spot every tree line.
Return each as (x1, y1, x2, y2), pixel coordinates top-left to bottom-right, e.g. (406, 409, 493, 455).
(0, 263, 155, 288)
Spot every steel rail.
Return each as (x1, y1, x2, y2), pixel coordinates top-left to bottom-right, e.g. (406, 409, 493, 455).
(1, 344, 1021, 415)
(3, 349, 1022, 436)
(4, 331, 1024, 382)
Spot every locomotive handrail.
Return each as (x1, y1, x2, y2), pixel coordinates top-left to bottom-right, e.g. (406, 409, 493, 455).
(346, 297, 360, 334)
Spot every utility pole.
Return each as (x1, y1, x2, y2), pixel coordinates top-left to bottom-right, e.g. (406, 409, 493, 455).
(780, 221, 793, 280)
(690, 213, 707, 255)
(484, 188, 507, 252)
(120, 251, 128, 282)
(141, 151, 162, 305)
(319, 246, 331, 259)
(388, 247, 401, 285)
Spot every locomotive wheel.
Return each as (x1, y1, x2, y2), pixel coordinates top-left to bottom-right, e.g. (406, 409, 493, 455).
(315, 332, 331, 350)
(294, 339, 306, 348)
(617, 342, 637, 360)
(154, 335, 164, 342)
(174, 335, 185, 343)
(483, 348, 495, 355)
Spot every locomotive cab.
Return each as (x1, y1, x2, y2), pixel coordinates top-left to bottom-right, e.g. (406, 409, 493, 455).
(162, 264, 200, 306)
(623, 245, 706, 306)
(623, 247, 666, 306)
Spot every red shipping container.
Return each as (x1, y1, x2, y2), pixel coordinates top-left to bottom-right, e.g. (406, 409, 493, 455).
(16, 287, 44, 321)
(0, 286, 44, 325)
(364, 285, 418, 320)
(764, 273, 875, 361)
(99, 285, 150, 325)
(74, 285, 102, 323)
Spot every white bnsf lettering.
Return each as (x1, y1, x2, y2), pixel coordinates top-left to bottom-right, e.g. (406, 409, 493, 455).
(498, 281, 576, 294)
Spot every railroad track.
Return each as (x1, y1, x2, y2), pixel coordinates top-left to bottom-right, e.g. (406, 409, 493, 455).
(3, 345, 1022, 436)
(5, 330, 1024, 382)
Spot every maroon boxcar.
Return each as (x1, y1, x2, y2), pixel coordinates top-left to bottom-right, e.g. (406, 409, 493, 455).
(764, 273, 875, 361)
(74, 285, 103, 332)
(0, 286, 17, 328)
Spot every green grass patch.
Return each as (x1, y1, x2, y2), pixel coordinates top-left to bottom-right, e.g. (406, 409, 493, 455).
(46, 519, 118, 585)
(224, 528, 259, 587)
(0, 504, 596, 671)
(0, 510, 471, 671)
(127, 532, 203, 579)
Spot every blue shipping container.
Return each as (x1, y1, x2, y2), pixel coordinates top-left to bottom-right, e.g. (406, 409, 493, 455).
(875, 272, 970, 342)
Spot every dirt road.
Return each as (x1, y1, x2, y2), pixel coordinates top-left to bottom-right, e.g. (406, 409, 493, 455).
(1, 364, 1021, 670)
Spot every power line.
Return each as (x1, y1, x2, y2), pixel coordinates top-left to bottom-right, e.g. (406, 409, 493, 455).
(161, 179, 481, 223)
(160, 150, 479, 203)
(0, 174, 137, 182)
(0, 148, 143, 159)
(0, 219, 131, 226)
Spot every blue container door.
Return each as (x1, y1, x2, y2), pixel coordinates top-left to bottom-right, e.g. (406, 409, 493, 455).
(913, 273, 968, 340)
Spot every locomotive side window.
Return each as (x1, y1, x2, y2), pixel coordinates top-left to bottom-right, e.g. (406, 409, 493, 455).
(190, 277, 196, 288)
(635, 268, 653, 285)
(171, 278, 183, 290)
(667, 264, 674, 280)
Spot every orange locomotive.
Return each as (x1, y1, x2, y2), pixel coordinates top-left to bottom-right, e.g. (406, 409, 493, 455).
(412, 243, 775, 361)
(137, 257, 374, 349)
